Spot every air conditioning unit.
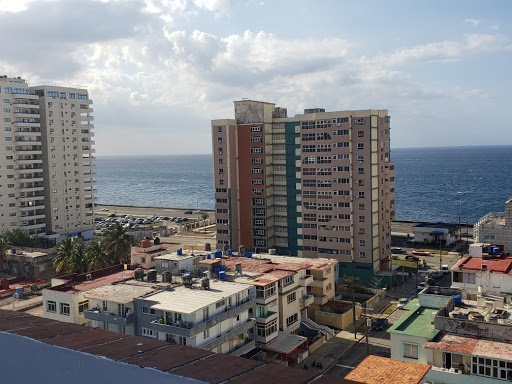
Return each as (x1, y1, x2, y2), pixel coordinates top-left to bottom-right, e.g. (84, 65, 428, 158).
(336, 123, 341, 126)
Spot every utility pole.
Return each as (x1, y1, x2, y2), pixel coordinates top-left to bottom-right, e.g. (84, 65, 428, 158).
(439, 236, 442, 270)
(363, 303, 369, 356)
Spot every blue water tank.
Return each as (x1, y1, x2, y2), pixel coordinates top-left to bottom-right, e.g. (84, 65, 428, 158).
(219, 271, 226, 280)
(227, 249, 232, 256)
(214, 250, 222, 258)
(206, 253, 211, 259)
(246, 252, 252, 258)
(220, 264, 225, 271)
(213, 267, 220, 274)
(493, 247, 500, 255)
(177, 248, 183, 256)
(15, 287, 23, 295)
(452, 295, 462, 304)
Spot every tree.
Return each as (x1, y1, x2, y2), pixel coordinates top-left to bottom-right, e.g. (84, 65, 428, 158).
(1, 228, 42, 248)
(103, 222, 133, 264)
(54, 236, 74, 273)
(200, 212, 210, 232)
(68, 241, 88, 274)
(342, 275, 360, 339)
(0, 237, 7, 272)
(85, 239, 109, 271)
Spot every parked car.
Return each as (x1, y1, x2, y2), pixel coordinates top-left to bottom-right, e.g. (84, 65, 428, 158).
(391, 247, 406, 254)
(417, 282, 427, 291)
(372, 318, 389, 331)
(100, 208, 109, 211)
(184, 210, 193, 214)
(412, 250, 430, 256)
(405, 254, 420, 262)
(107, 213, 116, 218)
(397, 298, 408, 309)
(441, 265, 450, 273)
(391, 255, 400, 260)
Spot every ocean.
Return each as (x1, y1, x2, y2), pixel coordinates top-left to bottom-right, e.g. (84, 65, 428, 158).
(95, 145, 512, 225)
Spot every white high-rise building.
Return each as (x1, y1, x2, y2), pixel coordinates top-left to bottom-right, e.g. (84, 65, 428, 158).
(0, 76, 95, 243)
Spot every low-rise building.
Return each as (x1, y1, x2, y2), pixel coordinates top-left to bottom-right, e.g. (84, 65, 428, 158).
(451, 254, 512, 301)
(131, 238, 175, 269)
(3, 248, 55, 280)
(84, 283, 157, 335)
(134, 279, 256, 356)
(389, 287, 512, 384)
(344, 355, 431, 384)
(42, 265, 134, 324)
(475, 196, 512, 253)
(412, 223, 458, 246)
(154, 249, 209, 275)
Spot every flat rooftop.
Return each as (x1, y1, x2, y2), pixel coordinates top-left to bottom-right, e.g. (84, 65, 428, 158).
(84, 284, 157, 304)
(146, 280, 251, 314)
(263, 332, 307, 354)
(0, 309, 341, 384)
(344, 355, 430, 384)
(424, 333, 512, 362)
(49, 269, 134, 293)
(387, 299, 440, 339)
(452, 256, 512, 274)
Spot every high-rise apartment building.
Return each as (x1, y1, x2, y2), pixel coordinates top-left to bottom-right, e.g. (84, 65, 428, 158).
(0, 76, 95, 243)
(212, 100, 395, 280)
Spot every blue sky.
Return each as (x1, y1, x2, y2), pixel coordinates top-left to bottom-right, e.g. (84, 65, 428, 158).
(1, 0, 511, 155)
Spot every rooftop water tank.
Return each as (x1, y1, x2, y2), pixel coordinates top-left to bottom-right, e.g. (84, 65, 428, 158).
(246, 252, 253, 258)
(147, 269, 157, 282)
(134, 268, 144, 281)
(162, 271, 172, 283)
(177, 248, 183, 256)
(141, 239, 151, 248)
(219, 271, 226, 280)
(226, 249, 232, 256)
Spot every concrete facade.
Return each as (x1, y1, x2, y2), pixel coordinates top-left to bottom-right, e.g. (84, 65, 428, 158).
(212, 101, 395, 280)
(0, 76, 95, 242)
(475, 197, 512, 253)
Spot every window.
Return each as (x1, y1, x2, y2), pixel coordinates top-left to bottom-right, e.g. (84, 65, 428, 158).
(403, 343, 419, 359)
(251, 157, 263, 164)
(287, 292, 296, 303)
(252, 168, 263, 174)
(3, 118, 11, 122)
(2, 99, 9, 103)
(359, 240, 366, 246)
(283, 275, 294, 287)
(203, 328, 210, 339)
(256, 319, 277, 337)
(358, 167, 364, 175)
(357, 130, 364, 137)
(359, 215, 365, 222)
(253, 189, 263, 195)
(251, 147, 262, 153)
(251, 136, 262, 143)
(142, 306, 156, 315)
(60, 303, 70, 316)
(357, 143, 364, 149)
(217, 126, 222, 132)
(251, 126, 262, 132)
(78, 300, 89, 313)
(252, 178, 263, 185)
(286, 313, 298, 326)
(47, 300, 56, 313)
(142, 327, 157, 338)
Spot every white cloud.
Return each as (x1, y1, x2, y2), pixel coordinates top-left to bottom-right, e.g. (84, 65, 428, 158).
(464, 18, 481, 26)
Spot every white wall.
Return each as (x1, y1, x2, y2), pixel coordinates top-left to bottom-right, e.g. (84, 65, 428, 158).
(390, 333, 432, 365)
(42, 289, 87, 324)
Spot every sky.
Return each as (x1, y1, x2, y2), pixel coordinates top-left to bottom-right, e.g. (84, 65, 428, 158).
(1, 0, 511, 155)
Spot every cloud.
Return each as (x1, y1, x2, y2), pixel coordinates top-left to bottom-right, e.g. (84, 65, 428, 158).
(464, 18, 481, 26)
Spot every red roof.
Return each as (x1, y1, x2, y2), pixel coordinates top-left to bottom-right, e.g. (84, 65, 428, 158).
(425, 334, 512, 361)
(455, 256, 512, 274)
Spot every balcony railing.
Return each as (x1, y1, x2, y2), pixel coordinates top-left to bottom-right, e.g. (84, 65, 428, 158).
(200, 319, 256, 351)
(299, 294, 315, 308)
(84, 308, 135, 325)
(300, 274, 314, 287)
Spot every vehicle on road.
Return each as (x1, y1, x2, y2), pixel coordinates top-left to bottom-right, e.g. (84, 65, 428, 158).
(397, 298, 408, 309)
(405, 254, 420, 262)
(412, 250, 430, 256)
(391, 247, 406, 254)
(417, 282, 427, 291)
(391, 255, 400, 260)
(372, 318, 389, 331)
(100, 208, 109, 211)
(184, 210, 193, 214)
(441, 265, 450, 273)
(107, 213, 116, 218)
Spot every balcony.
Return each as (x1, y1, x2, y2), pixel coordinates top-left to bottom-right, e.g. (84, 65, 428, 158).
(84, 308, 135, 325)
(150, 298, 255, 338)
(300, 274, 313, 287)
(256, 310, 278, 324)
(19, 214, 46, 221)
(310, 278, 328, 289)
(19, 223, 46, 230)
(15, 131, 41, 137)
(299, 294, 315, 308)
(12, 103, 39, 109)
(19, 186, 44, 193)
(14, 122, 40, 128)
(200, 319, 256, 351)
(17, 168, 44, 174)
(313, 294, 329, 306)
(14, 113, 40, 118)
(16, 149, 42, 155)
(13, 94, 39, 100)
(15, 140, 41, 146)
(17, 159, 43, 165)
(18, 195, 44, 203)
(18, 177, 44, 183)
(19, 204, 45, 212)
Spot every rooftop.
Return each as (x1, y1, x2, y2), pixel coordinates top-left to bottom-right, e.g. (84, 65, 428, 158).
(424, 333, 512, 362)
(452, 256, 512, 274)
(344, 355, 430, 384)
(387, 299, 440, 339)
(48, 266, 134, 293)
(0, 309, 341, 384)
(84, 284, 157, 304)
(264, 332, 307, 354)
(145, 280, 251, 314)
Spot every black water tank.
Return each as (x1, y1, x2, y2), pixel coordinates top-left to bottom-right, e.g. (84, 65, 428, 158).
(147, 269, 157, 282)
(154, 237, 161, 245)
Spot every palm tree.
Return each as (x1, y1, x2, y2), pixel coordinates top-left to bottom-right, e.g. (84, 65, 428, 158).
(54, 236, 74, 273)
(69, 241, 88, 274)
(342, 275, 360, 339)
(103, 222, 133, 264)
(85, 239, 109, 271)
